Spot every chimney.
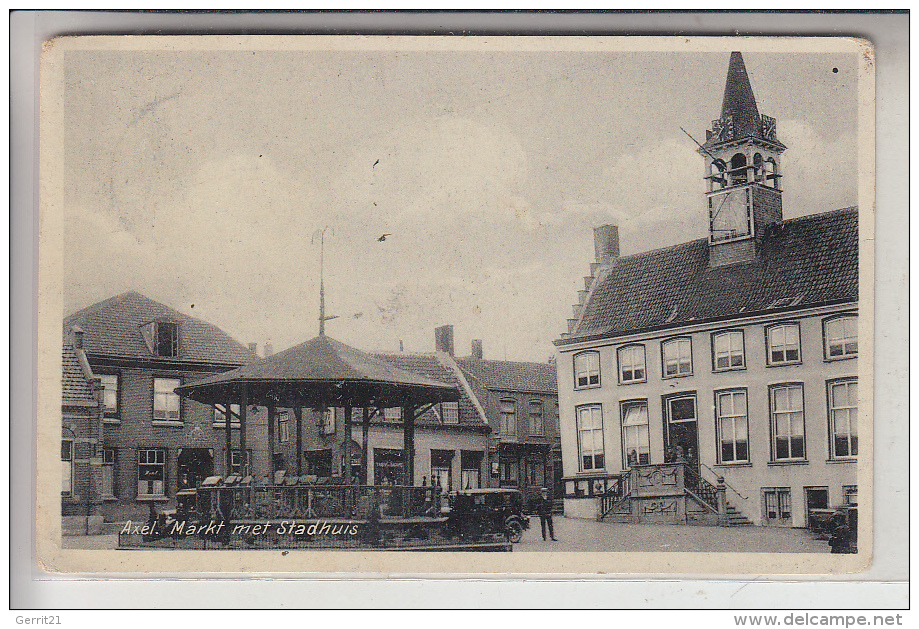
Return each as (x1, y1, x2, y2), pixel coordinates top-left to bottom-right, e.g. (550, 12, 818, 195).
(248, 342, 257, 354)
(594, 224, 620, 265)
(71, 325, 84, 350)
(471, 339, 483, 360)
(434, 325, 454, 356)
(263, 342, 274, 358)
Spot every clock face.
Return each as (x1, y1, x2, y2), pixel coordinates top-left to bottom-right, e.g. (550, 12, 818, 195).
(709, 188, 751, 242)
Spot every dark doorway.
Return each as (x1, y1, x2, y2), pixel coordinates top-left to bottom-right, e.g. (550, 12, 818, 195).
(665, 395, 699, 469)
(177, 448, 214, 490)
(805, 487, 829, 529)
(304, 449, 332, 478)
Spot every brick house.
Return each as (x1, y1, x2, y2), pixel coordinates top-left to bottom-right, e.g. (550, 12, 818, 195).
(62, 291, 259, 523)
(555, 53, 860, 527)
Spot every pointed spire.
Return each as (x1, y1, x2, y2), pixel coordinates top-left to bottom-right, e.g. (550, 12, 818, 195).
(719, 52, 762, 141)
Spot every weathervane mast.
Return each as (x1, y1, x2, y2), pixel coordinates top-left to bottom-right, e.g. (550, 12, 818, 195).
(312, 226, 337, 336)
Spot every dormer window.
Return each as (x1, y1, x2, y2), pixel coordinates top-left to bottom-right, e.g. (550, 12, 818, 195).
(140, 320, 179, 358)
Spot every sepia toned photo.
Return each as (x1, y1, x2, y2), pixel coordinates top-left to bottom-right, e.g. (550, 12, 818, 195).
(37, 35, 874, 575)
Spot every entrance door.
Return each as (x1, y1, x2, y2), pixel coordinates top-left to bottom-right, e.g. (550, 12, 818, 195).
(666, 395, 699, 467)
(177, 448, 214, 490)
(805, 487, 829, 529)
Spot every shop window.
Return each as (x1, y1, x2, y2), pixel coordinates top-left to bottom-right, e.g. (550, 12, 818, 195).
(828, 379, 858, 458)
(574, 351, 600, 388)
(153, 378, 181, 423)
(767, 323, 801, 365)
(137, 448, 166, 498)
(716, 389, 749, 463)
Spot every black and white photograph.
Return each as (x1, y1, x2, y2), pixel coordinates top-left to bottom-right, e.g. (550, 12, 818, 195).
(36, 34, 874, 576)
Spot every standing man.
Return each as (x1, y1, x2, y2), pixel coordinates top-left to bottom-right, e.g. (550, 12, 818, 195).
(537, 487, 557, 541)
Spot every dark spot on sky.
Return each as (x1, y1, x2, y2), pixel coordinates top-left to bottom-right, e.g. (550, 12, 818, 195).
(832, 67, 838, 73)
(190, 304, 194, 308)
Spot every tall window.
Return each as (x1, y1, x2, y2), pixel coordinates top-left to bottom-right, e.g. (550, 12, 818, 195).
(621, 402, 650, 466)
(713, 331, 745, 370)
(662, 338, 692, 377)
(828, 379, 858, 458)
(576, 405, 605, 471)
(137, 448, 166, 498)
(214, 404, 241, 427)
(716, 390, 749, 463)
(767, 323, 801, 365)
(500, 399, 517, 437)
(528, 401, 544, 436)
(278, 410, 290, 443)
(62, 440, 73, 495)
(321, 408, 336, 434)
(824, 315, 858, 359)
(100, 373, 119, 418)
(102, 447, 116, 498)
(153, 378, 181, 422)
(574, 351, 600, 388)
(770, 384, 806, 461)
(617, 345, 646, 384)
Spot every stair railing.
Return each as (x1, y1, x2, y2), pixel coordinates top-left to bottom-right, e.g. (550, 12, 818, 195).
(683, 464, 719, 512)
(699, 462, 748, 500)
(598, 472, 629, 519)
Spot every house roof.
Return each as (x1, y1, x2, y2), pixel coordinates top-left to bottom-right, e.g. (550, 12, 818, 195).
(456, 358, 557, 395)
(63, 291, 255, 365)
(175, 335, 460, 409)
(62, 338, 96, 406)
(373, 352, 488, 428)
(559, 207, 858, 345)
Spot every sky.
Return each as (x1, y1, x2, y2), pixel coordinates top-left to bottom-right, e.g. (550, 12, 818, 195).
(60, 41, 860, 362)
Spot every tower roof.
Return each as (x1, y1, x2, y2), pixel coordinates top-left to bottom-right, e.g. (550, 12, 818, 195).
(721, 52, 761, 140)
(703, 52, 784, 150)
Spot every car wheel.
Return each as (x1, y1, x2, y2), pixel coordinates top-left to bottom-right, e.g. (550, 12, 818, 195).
(505, 520, 523, 544)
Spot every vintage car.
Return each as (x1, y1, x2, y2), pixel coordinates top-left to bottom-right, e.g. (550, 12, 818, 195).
(444, 488, 530, 543)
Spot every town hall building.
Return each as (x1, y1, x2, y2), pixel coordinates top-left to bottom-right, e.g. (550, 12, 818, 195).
(555, 52, 859, 528)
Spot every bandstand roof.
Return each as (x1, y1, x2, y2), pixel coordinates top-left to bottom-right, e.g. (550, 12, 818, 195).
(175, 334, 459, 409)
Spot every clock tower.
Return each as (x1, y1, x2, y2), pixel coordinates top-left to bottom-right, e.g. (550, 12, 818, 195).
(701, 52, 786, 266)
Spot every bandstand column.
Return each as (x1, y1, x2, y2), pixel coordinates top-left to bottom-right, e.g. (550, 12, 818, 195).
(224, 398, 233, 476)
(294, 406, 303, 476)
(239, 384, 248, 476)
(267, 403, 276, 479)
(402, 403, 415, 487)
(343, 405, 352, 484)
(361, 407, 370, 484)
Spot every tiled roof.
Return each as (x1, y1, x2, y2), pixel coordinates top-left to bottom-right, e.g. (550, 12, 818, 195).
(63, 291, 255, 365)
(62, 338, 96, 406)
(456, 358, 557, 395)
(562, 207, 858, 343)
(374, 352, 488, 428)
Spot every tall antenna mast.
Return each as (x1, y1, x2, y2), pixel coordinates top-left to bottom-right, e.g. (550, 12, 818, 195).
(312, 226, 337, 335)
